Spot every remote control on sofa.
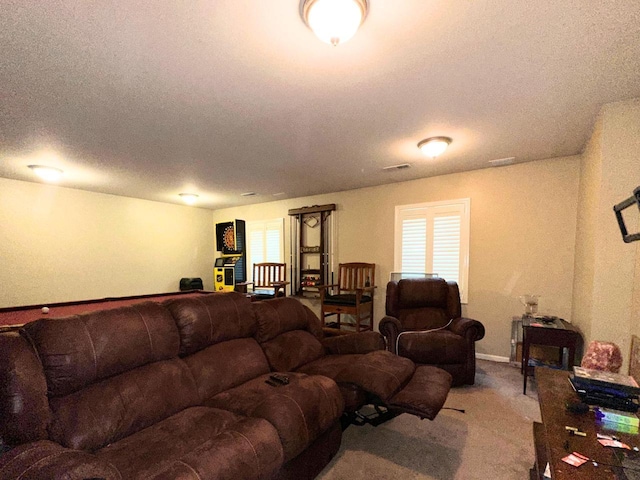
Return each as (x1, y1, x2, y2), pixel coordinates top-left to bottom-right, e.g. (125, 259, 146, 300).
(265, 374, 289, 386)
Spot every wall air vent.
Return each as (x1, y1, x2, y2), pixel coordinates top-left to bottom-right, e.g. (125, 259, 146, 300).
(488, 157, 515, 167)
(382, 163, 411, 171)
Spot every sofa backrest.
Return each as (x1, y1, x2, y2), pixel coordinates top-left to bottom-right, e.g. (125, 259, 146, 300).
(165, 292, 271, 400)
(20, 301, 199, 451)
(253, 298, 325, 372)
(386, 278, 462, 330)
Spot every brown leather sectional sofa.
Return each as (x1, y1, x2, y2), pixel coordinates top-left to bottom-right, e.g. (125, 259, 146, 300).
(0, 292, 452, 480)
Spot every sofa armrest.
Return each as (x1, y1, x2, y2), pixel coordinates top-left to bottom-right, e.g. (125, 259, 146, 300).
(322, 331, 385, 355)
(378, 316, 403, 354)
(449, 317, 485, 341)
(0, 332, 50, 445)
(0, 440, 121, 479)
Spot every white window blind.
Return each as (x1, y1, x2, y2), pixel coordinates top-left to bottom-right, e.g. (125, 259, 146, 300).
(246, 219, 285, 279)
(394, 199, 470, 303)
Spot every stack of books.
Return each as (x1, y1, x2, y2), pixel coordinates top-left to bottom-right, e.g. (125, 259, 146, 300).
(570, 366, 640, 412)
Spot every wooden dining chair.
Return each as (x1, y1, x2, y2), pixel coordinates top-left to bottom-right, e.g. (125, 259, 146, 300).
(237, 263, 289, 300)
(319, 262, 375, 332)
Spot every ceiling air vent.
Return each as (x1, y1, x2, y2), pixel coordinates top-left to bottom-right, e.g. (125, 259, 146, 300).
(240, 192, 257, 197)
(382, 163, 411, 171)
(488, 157, 515, 167)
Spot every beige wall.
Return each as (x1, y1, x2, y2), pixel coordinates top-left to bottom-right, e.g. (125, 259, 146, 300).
(571, 114, 603, 341)
(4, 98, 635, 362)
(572, 98, 640, 370)
(0, 178, 215, 307)
(213, 156, 581, 359)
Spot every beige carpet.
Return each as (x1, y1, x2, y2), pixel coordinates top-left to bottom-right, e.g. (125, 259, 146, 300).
(317, 360, 542, 480)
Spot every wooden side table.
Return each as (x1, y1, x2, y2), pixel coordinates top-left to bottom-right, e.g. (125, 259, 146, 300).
(522, 317, 580, 394)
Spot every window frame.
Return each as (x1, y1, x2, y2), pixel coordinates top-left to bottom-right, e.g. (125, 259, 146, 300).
(394, 198, 470, 303)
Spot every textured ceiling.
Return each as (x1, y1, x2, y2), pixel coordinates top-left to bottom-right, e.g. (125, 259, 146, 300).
(1, 0, 640, 209)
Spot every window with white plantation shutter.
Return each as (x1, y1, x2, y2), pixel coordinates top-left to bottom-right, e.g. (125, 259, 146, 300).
(265, 226, 281, 263)
(394, 199, 470, 303)
(246, 219, 285, 279)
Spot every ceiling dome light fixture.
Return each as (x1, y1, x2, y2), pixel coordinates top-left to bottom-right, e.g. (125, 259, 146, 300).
(418, 137, 452, 158)
(179, 193, 199, 205)
(301, 0, 368, 46)
(28, 165, 64, 182)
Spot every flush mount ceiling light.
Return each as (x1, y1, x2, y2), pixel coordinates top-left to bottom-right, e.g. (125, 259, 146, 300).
(301, 0, 368, 46)
(28, 165, 64, 182)
(179, 193, 199, 205)
(417, 137, 452, 158)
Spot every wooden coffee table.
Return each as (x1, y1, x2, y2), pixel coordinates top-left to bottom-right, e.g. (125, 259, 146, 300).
(533, 367, 639, 479)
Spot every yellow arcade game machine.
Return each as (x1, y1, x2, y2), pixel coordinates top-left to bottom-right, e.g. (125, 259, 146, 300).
(214, 220, 246, 292)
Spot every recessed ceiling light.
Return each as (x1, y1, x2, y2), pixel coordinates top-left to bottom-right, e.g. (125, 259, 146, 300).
(488, 157, 515, 167)
(179, 193, 199, 205)
(417, 137, 452, 158)
(382, 163, 411, 171)
(241, 192, 257, 197)
(28, 165, 64, 182)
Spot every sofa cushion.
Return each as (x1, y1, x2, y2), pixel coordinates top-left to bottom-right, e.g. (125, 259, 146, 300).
(183, 338, 270, 400)
(398, 330, 468, 365)
(295, 354, 366, 411)
(253, 299, 325, 371)
(97, 406, 283, 480)
(166, 292, 257, 356)
(148, 420, 283, 480)
(299, 350, 415, 402)
(0, 440, 121, 480)
(204, 373, 344, 462)
(48, 358, 199, 451)
(20, 301, 179, 397)
(253, 298, 323, 344)
(261, 330, 325, 372)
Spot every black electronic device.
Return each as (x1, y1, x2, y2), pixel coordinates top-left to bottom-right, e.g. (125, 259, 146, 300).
(270, 373, 289, 385)
(566, 400, 589, 414)
(265, 374, 290, 387)
(613, 185, 640, 243)
(570, 375, 640, 412)
(179, 278, 203, 291)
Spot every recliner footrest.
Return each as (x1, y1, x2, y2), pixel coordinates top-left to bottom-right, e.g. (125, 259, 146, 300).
(334, 350, 415, 401)
(386, 365, 452, 420)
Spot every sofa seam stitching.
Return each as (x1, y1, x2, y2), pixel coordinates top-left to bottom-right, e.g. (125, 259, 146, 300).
(132, 304, 155, 360)
(231, 430, 262, 477)
(174, 460, 202, 479)
(81, 317, 99, 382)
(0, 443, 44, 475)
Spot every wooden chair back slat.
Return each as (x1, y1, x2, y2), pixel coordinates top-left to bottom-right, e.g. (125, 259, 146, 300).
(338, 262, 375, 291)
(253, 263, 287, 288)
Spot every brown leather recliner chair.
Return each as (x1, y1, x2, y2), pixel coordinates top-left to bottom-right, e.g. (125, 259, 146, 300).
(379, 278, 485, 386)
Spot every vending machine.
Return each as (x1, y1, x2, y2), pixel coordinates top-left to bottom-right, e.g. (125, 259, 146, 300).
(213, 257, 237, 292)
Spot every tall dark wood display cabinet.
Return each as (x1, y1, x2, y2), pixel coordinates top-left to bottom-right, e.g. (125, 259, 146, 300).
(288, 204, 335, 297)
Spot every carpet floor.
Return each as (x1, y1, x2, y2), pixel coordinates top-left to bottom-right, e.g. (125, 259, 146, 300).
(317, 359, 542, 480)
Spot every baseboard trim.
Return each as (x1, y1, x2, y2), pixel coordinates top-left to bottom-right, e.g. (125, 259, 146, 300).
(476, 353, 510, 363)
